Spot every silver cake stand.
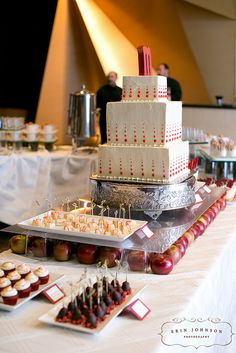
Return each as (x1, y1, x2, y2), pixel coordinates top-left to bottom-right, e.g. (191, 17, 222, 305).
(90, 172, 196, 220)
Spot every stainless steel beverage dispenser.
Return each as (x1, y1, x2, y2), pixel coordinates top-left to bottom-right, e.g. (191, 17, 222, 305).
(68, 85, 97, 150)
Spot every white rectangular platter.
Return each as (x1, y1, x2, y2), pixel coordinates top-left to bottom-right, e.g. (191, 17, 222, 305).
(18, 212, 147, 243)
(0, 273, 64, 311)
(39, 285, 145, 334)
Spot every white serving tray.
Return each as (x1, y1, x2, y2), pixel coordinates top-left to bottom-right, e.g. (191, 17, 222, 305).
(39, 285, 145, 334)
(18, 212, 147, 243)
(0, 273, 64, 311)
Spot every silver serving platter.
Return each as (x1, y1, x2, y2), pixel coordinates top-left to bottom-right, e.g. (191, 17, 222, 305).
(90, 174, 196, 213)
(91, 171, 192, 185)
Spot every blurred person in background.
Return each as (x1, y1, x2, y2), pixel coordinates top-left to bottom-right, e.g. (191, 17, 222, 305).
(156, 63, 182, 101)
(96, 71, 122, 144)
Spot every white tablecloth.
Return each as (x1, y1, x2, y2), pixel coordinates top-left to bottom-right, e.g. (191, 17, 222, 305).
(0, 205, 236, 353)
(0, 148, 98, 225)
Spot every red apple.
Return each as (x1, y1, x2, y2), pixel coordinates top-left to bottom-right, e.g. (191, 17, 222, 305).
(202, 212, 212, 225)
(193, 220, 205, 237)
(127, 250, 146, 271)
(179, 235, 189, 249)
(76, 244, 97, 264)
(189, 226, 199, 239)
(150, 253, 174, 275)
(97, 247, 121, 268)
(211, 203, 220, 215)
(174, 241, 186, 257)
(184, 230, 195, 245)
(28, 236, 53, 257)
(198, 215, 209, 228)
(217, 198, 226, 210)
(10, 235, 26, 254)
(164, 245, 181, 265)
(207, 208, 216, 221)
(53, 242, 72, 261)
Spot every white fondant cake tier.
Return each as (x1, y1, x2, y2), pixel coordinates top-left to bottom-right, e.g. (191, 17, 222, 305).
(98, 141, 189, 182)
(107, 101, 182, 145)
(122, 76, 167, 101)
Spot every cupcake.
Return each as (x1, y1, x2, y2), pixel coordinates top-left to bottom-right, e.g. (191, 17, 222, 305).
(1, 262, 16, 275)
(1, 286, 18, 306)
(0, 277, 11, 291)
(16, 264, 31, 278)
(14, 279, 31, 298)
(0, 269, 4, 278)
(34, 266, 49, 285)
(7, 270, 21, 285)
(25, 272, 40, 291)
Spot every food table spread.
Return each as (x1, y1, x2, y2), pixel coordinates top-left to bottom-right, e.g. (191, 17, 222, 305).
(0, 147, 98, 225)
(0, 204, 236, 353)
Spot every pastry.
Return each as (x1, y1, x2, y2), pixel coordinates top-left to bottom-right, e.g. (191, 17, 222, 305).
(0, 269, 4, 278)
(7, 270, 21, 285)
(16, 264, 31, 278)
(25, 272, 40, 291)
(1, 286, 18, 305)
(1, 262, 16, 275)
(34, 266, 49, 284)
(0, 277, 11, 291)
(14, 279, 31, 298)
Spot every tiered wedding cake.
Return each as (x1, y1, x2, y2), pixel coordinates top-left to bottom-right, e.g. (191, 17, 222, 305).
(97, 48, 189, 183)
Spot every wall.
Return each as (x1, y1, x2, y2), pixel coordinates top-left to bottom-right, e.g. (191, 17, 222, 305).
(177, 1, 236, 104)
(183, 0, 236, 19)
(183, 107, 236, 139)
(36, 0, 105, 144)
(36, 0, 236, 142)
(94, 0, 210, 104)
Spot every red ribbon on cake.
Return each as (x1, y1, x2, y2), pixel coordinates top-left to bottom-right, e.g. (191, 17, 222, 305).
(137, 46, 152, 76)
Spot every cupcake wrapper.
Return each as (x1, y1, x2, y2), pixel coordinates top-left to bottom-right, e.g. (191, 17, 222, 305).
(30, 281, 40, 292)
(18, 287, 31, 298)
(38, 274, 49, 285)
(2, 294, 18, 306)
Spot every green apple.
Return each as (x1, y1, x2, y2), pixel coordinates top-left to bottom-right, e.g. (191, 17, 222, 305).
(10, 235, 26, 254)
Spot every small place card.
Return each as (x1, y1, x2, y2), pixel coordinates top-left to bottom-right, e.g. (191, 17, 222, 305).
(195, 193, 203, 204)
(43, 284, 64, 304)
(136, 225, 154, 239)
(128, 298, 151, 320)
(203, 185, 212, 194)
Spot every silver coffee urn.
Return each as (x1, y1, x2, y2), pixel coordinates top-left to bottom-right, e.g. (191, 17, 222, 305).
(68, 85, 98, 151)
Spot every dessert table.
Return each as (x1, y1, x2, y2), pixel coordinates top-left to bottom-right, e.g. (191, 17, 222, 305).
(200, 147, 236, 179)
(0, 204, 236, 352)
(0, 147, 98, 225)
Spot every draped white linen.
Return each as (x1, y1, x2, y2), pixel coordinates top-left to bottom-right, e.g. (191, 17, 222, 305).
(0, 149, 98, 225)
